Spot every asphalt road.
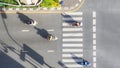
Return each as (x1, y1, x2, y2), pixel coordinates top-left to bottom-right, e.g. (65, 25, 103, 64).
(0, 13, 63, 68)
(80, 0, 120, 68)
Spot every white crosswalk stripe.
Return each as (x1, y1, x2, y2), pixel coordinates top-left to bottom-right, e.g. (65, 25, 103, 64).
(62, 12, 84, 68)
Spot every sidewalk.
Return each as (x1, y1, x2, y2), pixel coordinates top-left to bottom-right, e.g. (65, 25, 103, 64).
(0, 0, 85, 13)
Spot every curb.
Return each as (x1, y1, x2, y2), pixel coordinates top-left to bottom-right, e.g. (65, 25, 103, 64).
(0, 0, 85, 13)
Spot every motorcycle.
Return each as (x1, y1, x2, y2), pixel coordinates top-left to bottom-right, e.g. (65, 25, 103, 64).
(27, 19, 38, 26)
(47, 34, 58, 41)
(71, 21, 82, 27)
(79, 60, 91, 66)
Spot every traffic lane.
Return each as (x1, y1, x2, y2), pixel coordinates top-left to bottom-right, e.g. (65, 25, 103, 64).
(97, 11, 120, 68)
(0, 13, 62, 67)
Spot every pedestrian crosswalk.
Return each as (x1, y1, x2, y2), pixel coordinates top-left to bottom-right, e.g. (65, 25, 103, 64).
(62, 12, 83, 68)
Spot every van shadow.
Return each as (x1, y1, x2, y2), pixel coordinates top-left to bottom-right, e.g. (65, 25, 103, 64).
(22, 44, 53, 68)
(34, 27, 50, 39)
(17, 12, 32, 24)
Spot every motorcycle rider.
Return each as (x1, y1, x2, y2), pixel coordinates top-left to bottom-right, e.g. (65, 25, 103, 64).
(72, 21, 81, 26)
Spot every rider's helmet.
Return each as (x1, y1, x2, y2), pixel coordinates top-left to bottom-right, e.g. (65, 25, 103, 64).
(48, 35, 53, 40)
(76, 22, 80, 26)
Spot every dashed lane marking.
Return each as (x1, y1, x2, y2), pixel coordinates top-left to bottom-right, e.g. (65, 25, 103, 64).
(21, 30, 30, 32)
(47, 50, 55, 52)
(93, 11, 96, 18)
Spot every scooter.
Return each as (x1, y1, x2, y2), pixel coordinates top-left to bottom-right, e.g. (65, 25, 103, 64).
(71, 21, 82, 27)
(79, 60, 91, 66)
(27, 19, 38, 26)
(47, 34, 58, 41)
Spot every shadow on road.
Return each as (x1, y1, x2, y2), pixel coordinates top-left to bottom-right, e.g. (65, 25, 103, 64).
(0, 9, 22, 48)
(34, 27, 50, 39)
(71, 53, 87, 65)
(61, 13, 76, 24)
(17, 12, 33, 24)
(22, 44, 54, 68)
(58, 61, 68, 68)
(0, 51, 25, 68)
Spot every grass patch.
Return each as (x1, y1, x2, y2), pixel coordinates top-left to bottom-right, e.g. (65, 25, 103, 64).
(0, 0, 18, 5)
(40, 0, 60, 8)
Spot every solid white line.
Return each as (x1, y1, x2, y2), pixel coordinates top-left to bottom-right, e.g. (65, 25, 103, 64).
(93, 57, 96, 62)
(93, 51, 96, 56)
(93, 26, 96, 32)
(62, 49, 83, 52)
(21, 30, 30, 32)
(93, 63, 96, 68)
(93, 19, 96, 25)
(64, 12, 83, 15)
(62, 54, 83, 57)
(62, 59, 82, 62)
(93, 46, 96, 50)
(93, 11, 96, 18)
(64, 64, 83, 67)
(63, 44, 83, 47)
(63, 28, 83, 31)
(63, 17, 82, 21)
(93, 40, 96, 44)
(63, 38, 83, 42)
(93, 33, 96, 38)
(63, 33, 83, 37)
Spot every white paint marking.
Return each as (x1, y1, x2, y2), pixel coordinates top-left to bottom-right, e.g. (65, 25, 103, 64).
(63, 28, 83, 31)
(93, 51, 96, 56)
(93, 33, 96, 38)
(47, 29, 54, 31)
(63, 17, 82, 21)
(63, 33, 83, 37)
(93, 19, 96, 25)
(63, 22, 83, 26)
(93, 40, 96, 44)
(93, 63, 96, 68)
(93, 46, 96, 50)
(75, 3, 79, 7)
(47, 50, 54, 52)
(22, 30, 30, 32)
(93, 11, 96, 18)
(64, 12, 83, 15)
(63, 38, 83, 42)
(93, 57, 96, 62)
(62, 59, 83, 62)
(63, 44, 83, 47)
(64, 64, 83, 67)
(63, 49, 83, 52)
(23, 8, 27, 10)
(62, 54, 83, 57)
(93, 26, 96, 32)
